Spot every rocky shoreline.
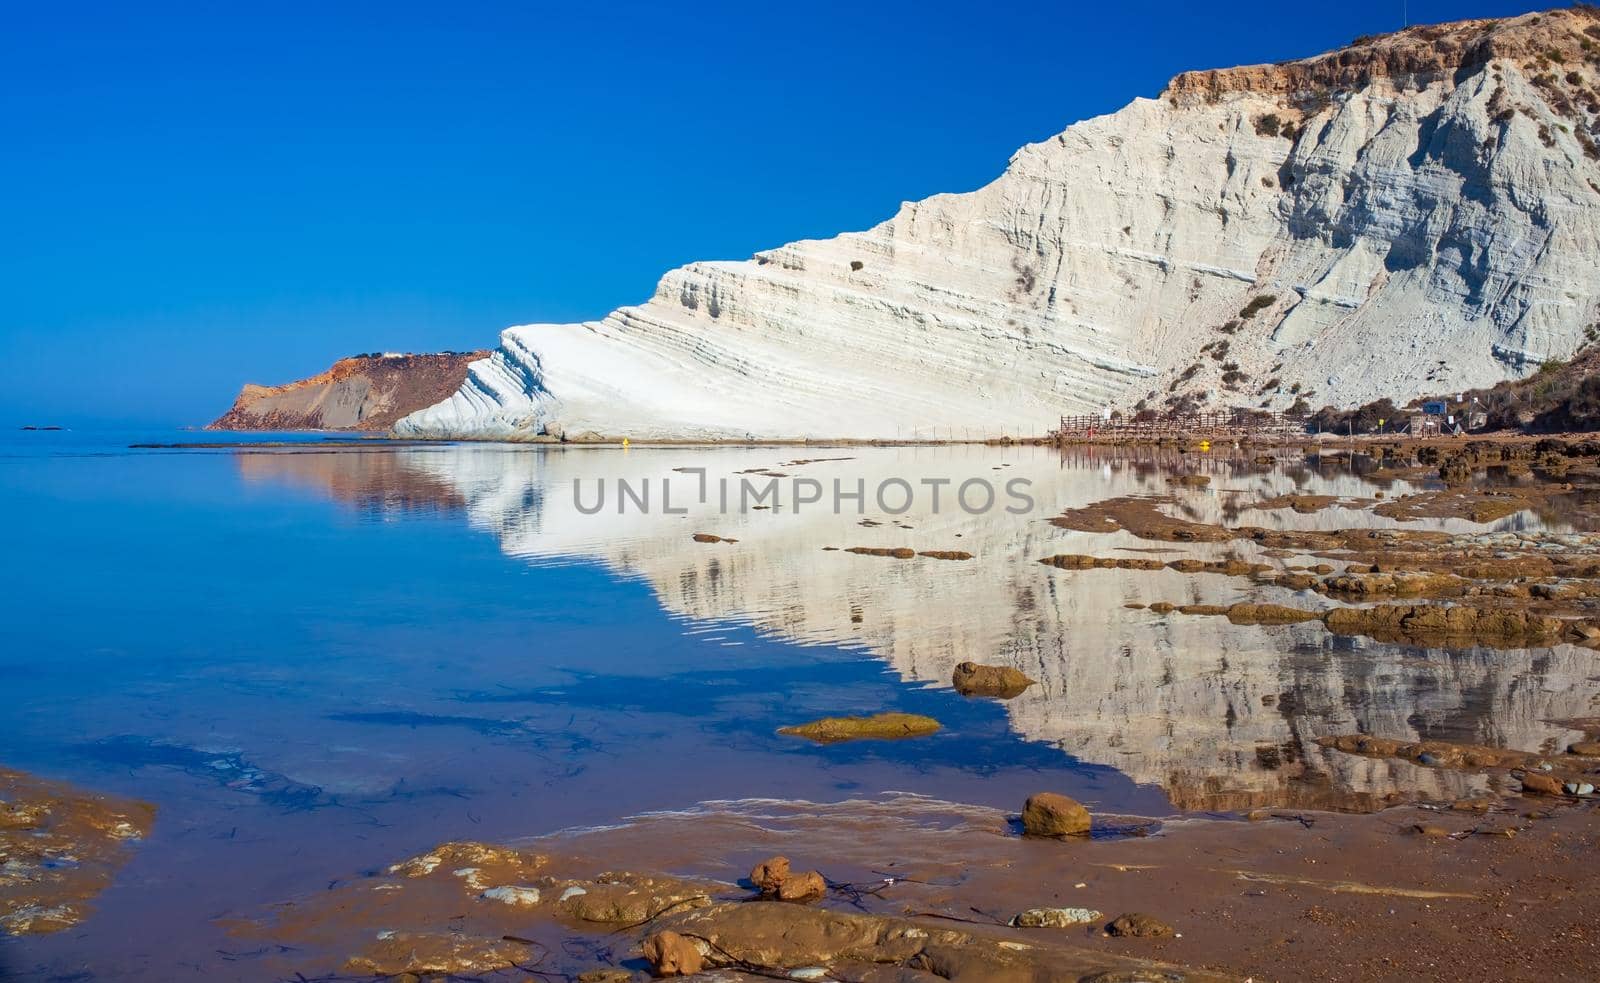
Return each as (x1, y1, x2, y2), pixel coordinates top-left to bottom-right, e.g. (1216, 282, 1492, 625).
(218, 776, 1600, 981)
(0, 767, 152, 936)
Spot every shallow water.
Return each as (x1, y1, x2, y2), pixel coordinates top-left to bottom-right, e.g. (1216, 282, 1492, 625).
(1, 432, 1595, 979)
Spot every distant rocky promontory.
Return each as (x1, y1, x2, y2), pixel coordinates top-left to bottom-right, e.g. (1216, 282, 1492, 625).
(209, 352, 485, 431)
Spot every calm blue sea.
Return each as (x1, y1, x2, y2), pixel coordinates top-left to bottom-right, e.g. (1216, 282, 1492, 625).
(0, 430, 1154, 980)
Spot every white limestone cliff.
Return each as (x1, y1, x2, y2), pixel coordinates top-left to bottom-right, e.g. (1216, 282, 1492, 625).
(399, 9, 1600, 441)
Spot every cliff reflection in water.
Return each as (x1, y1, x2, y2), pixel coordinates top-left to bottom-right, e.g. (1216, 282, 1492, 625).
(241, 442, 1600, 812)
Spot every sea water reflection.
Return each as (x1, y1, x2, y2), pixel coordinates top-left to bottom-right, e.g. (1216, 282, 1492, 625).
(5, 436, 1599, 980)
(242, 442, 1600, 812)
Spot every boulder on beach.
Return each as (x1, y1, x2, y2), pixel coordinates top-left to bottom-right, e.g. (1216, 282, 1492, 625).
(1021, 792, 1091, 837)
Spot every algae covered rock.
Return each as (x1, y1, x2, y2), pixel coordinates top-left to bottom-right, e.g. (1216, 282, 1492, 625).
(951, 661, 1035, 698)
(778, 712, 941, 743)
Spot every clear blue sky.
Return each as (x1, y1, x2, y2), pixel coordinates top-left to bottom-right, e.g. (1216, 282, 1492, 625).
(0, 0, 1554, 427)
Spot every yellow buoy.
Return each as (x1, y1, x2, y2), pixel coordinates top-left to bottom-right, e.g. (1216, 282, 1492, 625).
(622, 437, 630, 448)
(1198, 439, 1211, 451)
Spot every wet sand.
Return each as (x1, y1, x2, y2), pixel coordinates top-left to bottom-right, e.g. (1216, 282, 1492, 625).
(223, 787, 1600, 981)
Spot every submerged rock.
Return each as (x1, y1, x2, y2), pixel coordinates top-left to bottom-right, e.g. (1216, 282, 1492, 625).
(1105, 912, 1175, 938)
(844, 546, 917, 559)
(344, 932, 532, 976)
(645, 901, 1224, 981)
(1022, 792, 1091, 838)
(387, 841, 547, 885)
(950, 661, 1036, 698)
(0, 766, 154, 936)
(1225, 602, 1323, 625)
(778, 712, 941, 744)
(555, 873, 713, 924)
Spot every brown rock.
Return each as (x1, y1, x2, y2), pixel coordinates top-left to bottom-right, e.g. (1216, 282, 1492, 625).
(776, 870, 827, 904)
(1411, 824, 1452, 838)
(1226, 602, 1323, 625)
(1105, 912, 1174, 938)
(1021, 792, 1091, 838)
(951, 661, 1035, 699)
(844, 546, 917, 559)
(208, 351, 488, 431)
(556, 874, 713, 924)
(749, 854, 825, 902)
(1569, 741, 1600, 757)
(641, 931, 704, 977)
(749, 856, 791, 894)
(578, 972, 634, 983)
(1521, 772, 1565, 796)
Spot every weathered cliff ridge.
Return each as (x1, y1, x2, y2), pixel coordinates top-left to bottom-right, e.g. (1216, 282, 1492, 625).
(401, 7, 1600, 441)
(209, 352, 485, 431)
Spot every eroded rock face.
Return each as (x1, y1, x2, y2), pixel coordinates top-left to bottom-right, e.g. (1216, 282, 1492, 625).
(209, 352, 486, 431)
(399, 8, 1600, 441)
